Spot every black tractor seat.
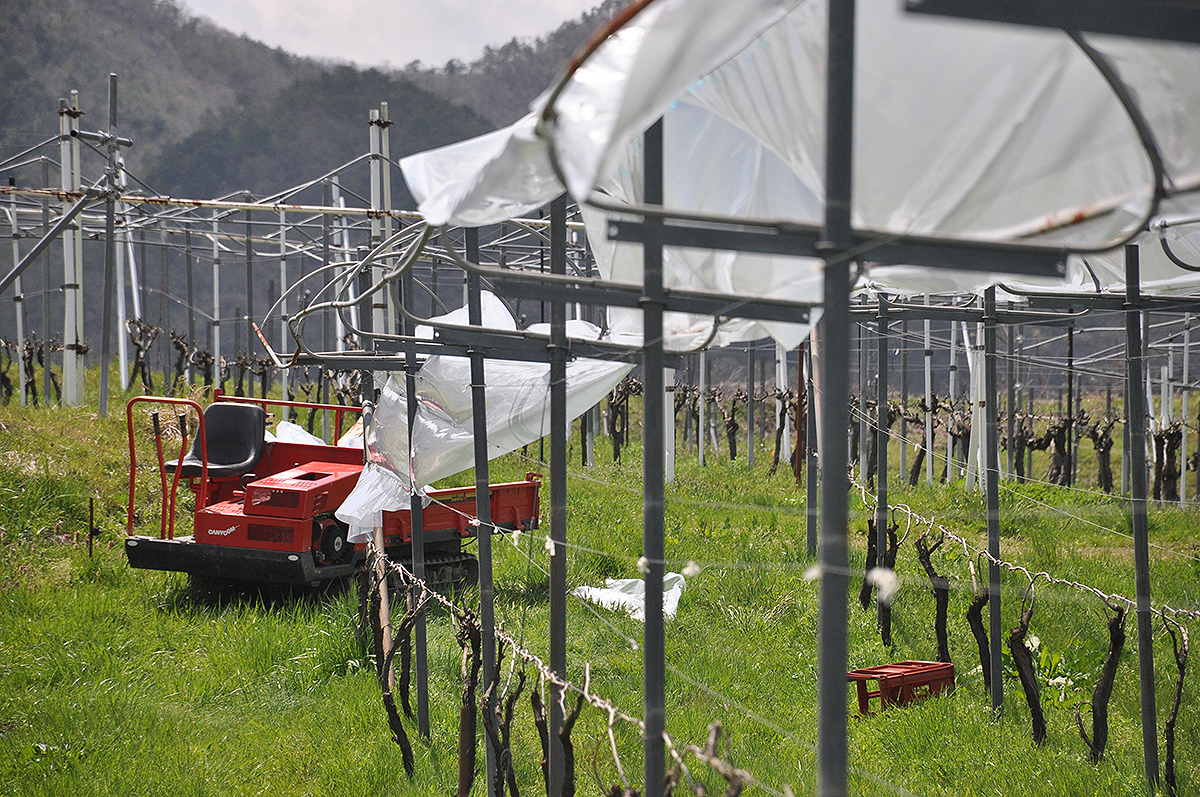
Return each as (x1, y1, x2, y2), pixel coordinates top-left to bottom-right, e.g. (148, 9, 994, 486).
(166, 402, 268, 479)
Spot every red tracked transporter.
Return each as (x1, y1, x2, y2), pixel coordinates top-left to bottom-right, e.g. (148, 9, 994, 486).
(124, 394, 541, 587)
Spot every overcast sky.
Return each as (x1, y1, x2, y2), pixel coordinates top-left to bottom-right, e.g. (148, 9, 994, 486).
(183, 0, 601, 69)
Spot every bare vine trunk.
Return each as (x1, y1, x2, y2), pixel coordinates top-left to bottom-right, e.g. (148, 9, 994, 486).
(1008, 597, 1046, 746)
(1076, 606, 1126, 763)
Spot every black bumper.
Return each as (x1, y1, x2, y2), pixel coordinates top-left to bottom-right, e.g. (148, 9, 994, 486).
(125, 535, 361, 584)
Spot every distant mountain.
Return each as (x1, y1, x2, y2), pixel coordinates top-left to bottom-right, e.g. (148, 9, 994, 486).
(0, 0, 321, 183)
(0, 0, 624, 204)
(397, 0, 627, 127)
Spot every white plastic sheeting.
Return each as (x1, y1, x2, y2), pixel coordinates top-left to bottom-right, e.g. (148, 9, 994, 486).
(401, 0, 1200, 311)
(336, 293, 633, 543)
(573, 572, 687, 621)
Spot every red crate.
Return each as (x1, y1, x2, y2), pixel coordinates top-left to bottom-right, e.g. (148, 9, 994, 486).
(243, 461, 363, 519)
(846, 660, 955, 715)
(383, 474, 541, 544)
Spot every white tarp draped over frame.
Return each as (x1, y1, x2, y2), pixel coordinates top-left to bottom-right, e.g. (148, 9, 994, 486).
(336, 293, 633, 542)
(401, 0, 1200, 313)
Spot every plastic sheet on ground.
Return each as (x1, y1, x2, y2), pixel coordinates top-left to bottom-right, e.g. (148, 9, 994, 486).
(573, 572, 687, 622)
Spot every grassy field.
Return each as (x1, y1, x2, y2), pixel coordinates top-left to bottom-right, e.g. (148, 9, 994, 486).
(1, 392, 1197, 796)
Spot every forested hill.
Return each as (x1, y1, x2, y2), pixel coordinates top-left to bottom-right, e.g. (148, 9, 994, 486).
(0, 0, 620, 205)
(398, 0, 627, 127)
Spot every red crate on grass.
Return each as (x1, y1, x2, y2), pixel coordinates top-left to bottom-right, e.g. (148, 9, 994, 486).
(846, 660, 955, 715)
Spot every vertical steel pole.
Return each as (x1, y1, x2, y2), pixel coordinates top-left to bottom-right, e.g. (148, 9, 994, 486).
(806, 340, 819, 557)
(9, 186, 26, 406)
(466, 227, 498, 797)
(924, 294, 933, 484)
(161, 225, 171, 387)
(817, 0, 854, 792)
(1183, 314, 1191, 504)
(98, 74, 119, 418)
(664, 366, 676, 484)
(698, 351, 707, 465)
(780, 341, 793, 464)
(548, 193, 569, 797)
(244, 203, 254, 355)
(40, 158, 52, 403)
(403, 246, 429, 739)
(900, 318, 907, 475)
(1066, 321, 1075, 487)
(368, 110, 386, 336)
(279, 209, 288, 396)
(1124, 244, 1160, 790)
(947, 322, 957, 483)
(984, 288, 1003, 712)
(185, 230, 195, 371)
(59, 97, 81, 405)
(747, 342, 755, 469)
(380, 102, 397, 335)
(1007, 310, 1016, 479)
(115, 171, 129, 391)
(641, 117, 667, 797)
(875, 298, 889, 634)
(859, 305, 869, 479)
(211, 213, 222, 362)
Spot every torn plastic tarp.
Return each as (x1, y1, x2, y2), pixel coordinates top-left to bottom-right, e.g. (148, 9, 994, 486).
(573, 572, 686, 621)
(401, 0, 1200, 307)
(337, 292, 633, 543)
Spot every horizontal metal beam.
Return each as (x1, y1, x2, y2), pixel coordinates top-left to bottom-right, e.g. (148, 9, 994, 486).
(906, 0, 1200, 45)
(856, 300, 1081, 326)
(1018, 291, 1200, 314)
(609, 218, 820, 257)
(487, 274, 812, 324)
(610, 217, 1067, 278)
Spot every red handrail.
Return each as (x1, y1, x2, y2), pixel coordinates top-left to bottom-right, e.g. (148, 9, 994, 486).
(211, 389, 362, 443)
(126, 396, 208, 538)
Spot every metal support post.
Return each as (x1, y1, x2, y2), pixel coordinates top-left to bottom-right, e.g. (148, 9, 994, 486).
(185, 230, 195, 373)
(1124, 244, 1159, 790)
(160, 225, 171, 387)
(747, 342, 755, 469)
(780, 340, 793, 464)
(984, 288, 1003, 712)
(948, 322, 957, 482)
(698, 351, 707, 465)
(99, 74, 120, 418)
(876, 298, 889, 634)
(368, 110, 387, 336)
(816, 0, 854, 792)
(403, 264, 429, 737)
(380, 102, 397, 335)
(463, 227, 498, 796)
(664, 366, 676, 483)
(806, 340, 818, 558)
(1066, 320, 1075, 487)
(39, 157, 51, 405)
(859, 307, 869, 479)
(279, 209, 288, 396)
(8, 187, 26, 406)
(641, 117, 667, 797)
(244, 203, 254, 354)
(547, 193, 570, 796)
(211, 213, 221, 363)
(924, 294, 934, 484)
(59, 95, 83, 405)
(900, 318, 908, 474)
(1185, 314, 1191, 504)
(1006, 310, 1015, 478)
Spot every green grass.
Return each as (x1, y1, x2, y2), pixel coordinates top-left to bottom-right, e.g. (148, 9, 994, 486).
(1, 392, 1198, 796)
